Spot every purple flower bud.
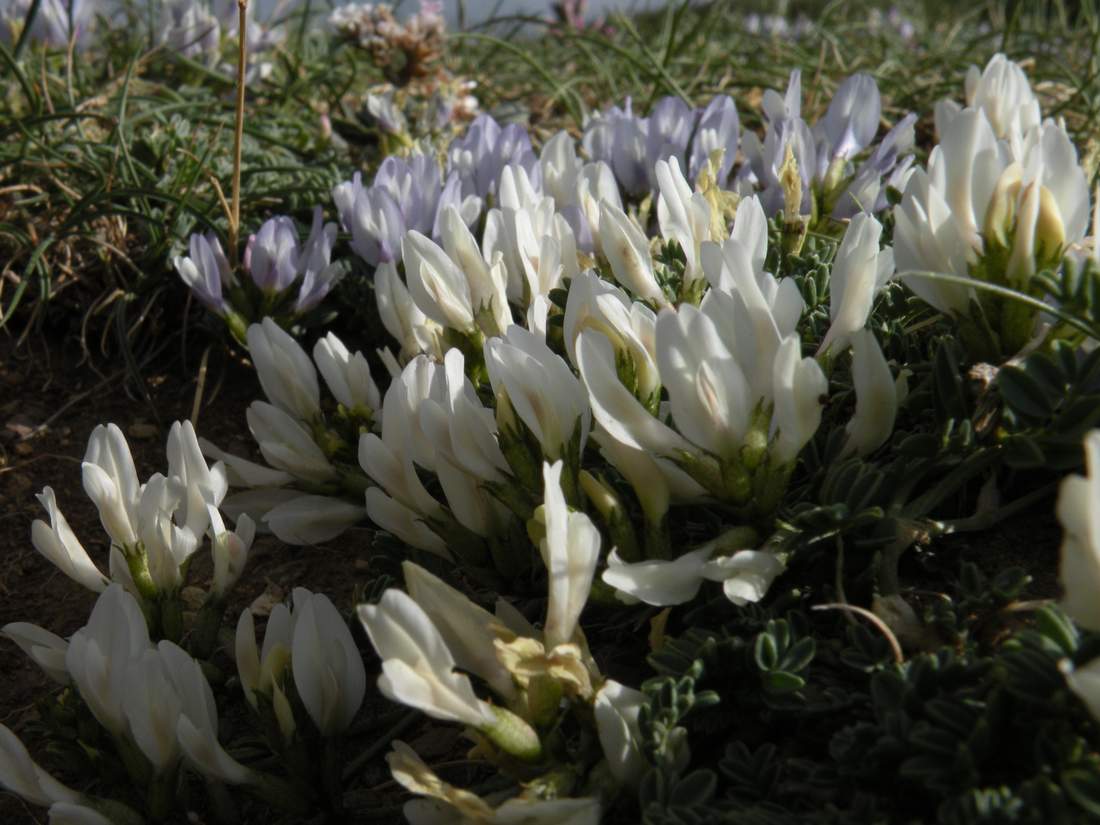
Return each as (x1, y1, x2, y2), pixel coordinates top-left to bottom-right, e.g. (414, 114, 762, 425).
(173, 232, 231, 316)
(295, 207, 342, 312)
(247, 216, 300, 291)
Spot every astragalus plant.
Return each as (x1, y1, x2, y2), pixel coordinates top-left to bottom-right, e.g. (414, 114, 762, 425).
(8, 10, 1100, 821)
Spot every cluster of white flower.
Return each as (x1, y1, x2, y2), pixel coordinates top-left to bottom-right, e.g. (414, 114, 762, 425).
(897, 54, 1094, 355)
(200, 66, 937, 613)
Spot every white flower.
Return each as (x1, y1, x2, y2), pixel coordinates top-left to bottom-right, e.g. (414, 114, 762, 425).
(593, 680, 647, 787)
(246, 401, 336, 482)
(30, 486, 108, 592)
(167, 419, 228, 538)
(235, 604, 296, 739)
(365, 488, 450, 557)
(598, 201, 668, 305)
(576, 161, 622, 253)
(295, 206, 343, 313)
(936, 53, 1040, 144)
(124, 641, 219, 774)
(378, 355, 445, 471)
(332, 173, 405, 266)
(1064, 657, 1100, 723)
(818, 212, 895, 355)
(358, 590, 496, 727)
(592, 429, 669, 525)
(291, 590, 367, 735)
(1058, 430, 1100, 631)
(655, 303, 752, 462)
(540, 130, 582, 208)
(699, 199, 802, 400)
(247, 318, 321, 422)
(403, 230, 477, 334)
(603, 538, 783, 608)
(602, 547, 712, 606)
(563, 270, 660, 403)
(208, 506, 254, 598)
(177, 716, 253, 785)
(540, 461, 600, 648)
(0, 724, 81, 808)
(898, 108, 1089, 316)
(359, 430, 443, 520)
(403, 562, 514, 699)
(771, 335, 828, 463)
(158, 0, 220, 60)
(484, 325, 591, 460)
(375, 261, 443, 361)
(82, 423, 141, 548)
(701, 549, 786, 606)
(439, 206, 512, 335)
(247, 216, 300, 292)
(690, 95, 739, 182)
(263, 495, 364, 546)
(135, 474, 200, 592)
(1, 623, 69, 684)
(843, 330, 897, 457)
(425, 349, 510, 484)
(434, 456, 503, 538)
(313, 332, 382, 412)
(655, 156, 711, 282)
(198, 437, 294, 488)
(65, 585, 152, 736)
(575, 329, 692, 459)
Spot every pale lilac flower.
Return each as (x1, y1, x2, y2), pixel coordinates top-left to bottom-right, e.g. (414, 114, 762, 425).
(295, 207, 343, 312)
(645, 96, 698, 189)
(690, 95, 740, 184)
(448, 113, 539, 199)
(333, 174, 406, 266)
(246, 216, 300, 292)
(173, 232, 232, 316)
(582, 99, 649, 196)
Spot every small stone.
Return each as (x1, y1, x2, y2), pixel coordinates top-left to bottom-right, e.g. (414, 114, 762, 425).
(128, 421, 158, 440)
(249, 584, 287, 617)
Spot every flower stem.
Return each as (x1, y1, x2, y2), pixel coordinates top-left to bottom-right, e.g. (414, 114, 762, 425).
(228, 0, 249, 267)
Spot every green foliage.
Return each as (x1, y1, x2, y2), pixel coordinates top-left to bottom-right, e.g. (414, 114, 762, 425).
(634, 590, 1100, 824)
(997, 342, 1100, 470)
